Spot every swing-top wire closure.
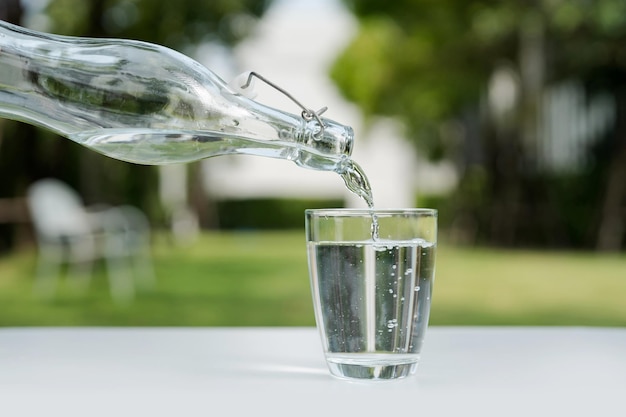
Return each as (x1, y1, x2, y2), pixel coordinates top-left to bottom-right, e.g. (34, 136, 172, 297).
(241, 71, 328, 140)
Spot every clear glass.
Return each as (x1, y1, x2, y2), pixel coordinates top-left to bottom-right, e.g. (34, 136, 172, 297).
(306, 209, 437, 380)
(0, 21, 353, 171)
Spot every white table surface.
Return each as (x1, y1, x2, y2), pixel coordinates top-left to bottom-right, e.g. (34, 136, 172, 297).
(0, 327, 624, 417)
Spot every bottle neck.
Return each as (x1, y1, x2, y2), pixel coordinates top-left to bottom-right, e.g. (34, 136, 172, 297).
(218, 92, 354, 170)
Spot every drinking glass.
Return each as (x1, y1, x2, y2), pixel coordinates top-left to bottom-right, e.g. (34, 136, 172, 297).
(305, 209, 437, 380)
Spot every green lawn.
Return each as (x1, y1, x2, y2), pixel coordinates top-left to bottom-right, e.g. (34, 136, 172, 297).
(0, 231, 625, 326)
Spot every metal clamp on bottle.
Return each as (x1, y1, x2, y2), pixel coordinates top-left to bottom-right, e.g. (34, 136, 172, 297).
(231, 71, 328, 140)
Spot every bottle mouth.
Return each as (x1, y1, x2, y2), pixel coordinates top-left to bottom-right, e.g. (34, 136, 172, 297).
(293, 122, 355, 172)
(343, 126, 354, 157)
(299, 118, 354, 159)
(318, 121, 353, 157)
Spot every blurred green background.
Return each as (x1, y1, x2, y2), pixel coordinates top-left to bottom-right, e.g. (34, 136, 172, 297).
(1, 0, 625, 327)
(1, 231, 626, 326)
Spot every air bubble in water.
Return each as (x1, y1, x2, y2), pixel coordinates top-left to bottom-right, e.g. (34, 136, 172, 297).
(415, 286, 421, 291)
(405, 268, 413, 275)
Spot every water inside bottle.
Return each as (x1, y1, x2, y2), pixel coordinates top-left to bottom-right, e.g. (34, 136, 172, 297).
(72, 126, 380, 238)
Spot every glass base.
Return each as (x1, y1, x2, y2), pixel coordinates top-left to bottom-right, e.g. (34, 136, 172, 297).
(326, 354, 419, 380)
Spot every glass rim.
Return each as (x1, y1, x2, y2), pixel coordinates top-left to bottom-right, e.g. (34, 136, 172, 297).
(305, 208, 437, 217)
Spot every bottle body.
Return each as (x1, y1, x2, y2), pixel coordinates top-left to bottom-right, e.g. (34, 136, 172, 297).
(0, 21, 353, 171)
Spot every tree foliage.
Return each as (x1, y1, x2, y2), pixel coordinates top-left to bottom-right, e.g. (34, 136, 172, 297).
(46, 0, 270, 47)
(335, 0, 626, 130)
(333, 0, 626, 249)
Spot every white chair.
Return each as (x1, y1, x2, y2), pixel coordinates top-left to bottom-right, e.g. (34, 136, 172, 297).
(27, 178, 154, 304)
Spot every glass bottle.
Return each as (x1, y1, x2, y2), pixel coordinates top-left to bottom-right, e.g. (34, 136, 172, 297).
(0, 20, 354, 173)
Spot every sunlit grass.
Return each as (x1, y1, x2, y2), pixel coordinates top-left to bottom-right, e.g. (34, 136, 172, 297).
(433, 246, 626, 326)
(0, 231, 624, 327)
